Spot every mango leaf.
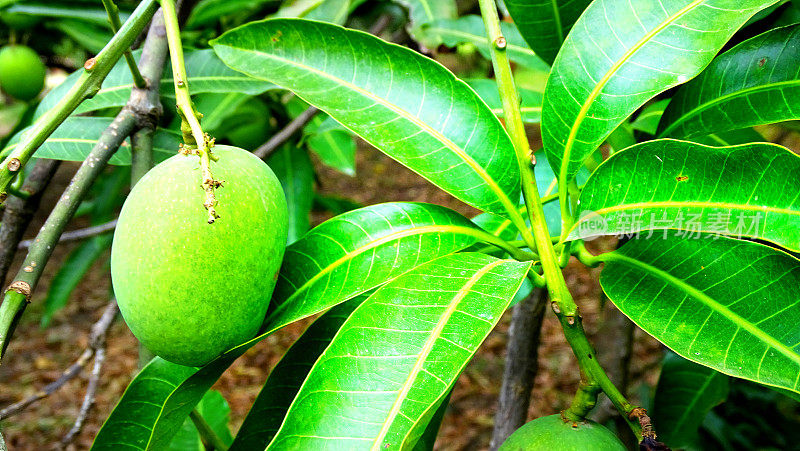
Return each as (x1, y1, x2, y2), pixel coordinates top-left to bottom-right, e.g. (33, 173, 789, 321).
(658, 23, 800, 139)
(270, 202, 496, 330)
(186, 0, 274, 27)
(304, 114, 357, 176)
(51, 19, 113, 53)
(394, 0, 457, 48)
(211, 19, 522, 218)
(411, 389, 452, 451)
(653, 353, 729, 449)
(266, 253, 532, 449)
(230, 296, 366, 450)
(168, 390, 233, 450)
(465, 78, 543, 124)
(570, 139, 800, 251)
(504, 0, 592, 65)
(5, 3, 120, 25)
(691, 128, 768, 147)
(274, 0, 352, 24)
(267, 144, 315, 244)
(599, 235, 800, 395)
(423, 15, 550, 71)
(193, 92, 252, 134)
(1, 117, 179, 165)
(94, 202, 490, 449)
(35, 50, 276, 119)
(541, 0, 778, 186)
(631, 99, 671, 135)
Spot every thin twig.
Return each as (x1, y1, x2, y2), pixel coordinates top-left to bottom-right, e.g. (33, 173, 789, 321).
(101, 0, 146, 88)
(253, 107, 319, 159)
(17, 219, 117, 250)
(0, 301, 117, 421)
(190, 409, 229, 450)
(60, 347, 106, 447)
(0, 159, 60, 286)
(490, 288, 547, 450)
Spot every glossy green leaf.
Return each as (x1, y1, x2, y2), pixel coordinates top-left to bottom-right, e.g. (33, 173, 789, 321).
(541, 0, 778, 185)
(465, 78, 543, 124)
(1, 117, 179, 165)
(275, 0, 351, 24)
(5, 3, 120, 25)
(504, 0, 592, 65)
(212, 19, 522, 217)
(51, 20, 113, 53)
(35, 50, 276, 119)
(186, 0, 273, 27)
(570, 139, 800, 251)
(193, 93, 252, 134)
(305, 115, 357, 176)
(394, 0, 457, 48)
(169, 390, 233, 450)
(94, 201, 491, 450)
(269, 202, 496, 330)
(410, 389, 452, 451)
(653, 353, 729, 449)
(599, 235, 800, 395)
(92, 358, 200, 450)
(423, 15, 550, 71)
(658, 23, 800, 139)
(691, 128, 767, 147)
(631, 99, 671, 135)
(230, 297, 366, 450)
(267, 145, 315, 244)
(266, 253, 532, 449)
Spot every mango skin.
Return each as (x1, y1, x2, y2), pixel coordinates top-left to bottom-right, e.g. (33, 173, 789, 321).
(111, 146, 288, 367)
(0, 45, 45, 101)
(499, 415, 626, 451)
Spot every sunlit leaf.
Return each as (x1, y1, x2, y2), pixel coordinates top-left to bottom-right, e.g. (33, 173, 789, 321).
(571, 139, 800, 251)
(542, 0, 778, 185)
(658, 23, 800, 139)
(599, 235, 800, 395)
(211, 19, 522, 218)
(266, 253, 531, 449)
(504, 0, 592, 65)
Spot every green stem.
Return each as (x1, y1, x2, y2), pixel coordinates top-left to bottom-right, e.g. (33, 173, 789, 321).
(189, 409, 229, 450)
(160, 0, 219, 224)
(477, 0, 643, 439)
(0, 0, 158, 202)
(101, 0, 146, 89)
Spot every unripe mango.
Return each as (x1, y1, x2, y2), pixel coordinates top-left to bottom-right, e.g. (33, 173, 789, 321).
(499, 414, 626, 451)
(0, 45, 45, 101)
(111, 146, 288, 367)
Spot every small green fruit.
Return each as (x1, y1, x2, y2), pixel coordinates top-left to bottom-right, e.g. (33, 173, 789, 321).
(0, 45, 46, 101)
(111, 146, 288, 367)
(499, 414, 626, 451)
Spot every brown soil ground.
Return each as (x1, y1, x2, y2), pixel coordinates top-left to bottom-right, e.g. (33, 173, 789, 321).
(1, 127, 797, 450)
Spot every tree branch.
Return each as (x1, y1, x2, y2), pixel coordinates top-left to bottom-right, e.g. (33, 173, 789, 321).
(490, 288, 547, 450)
(253, 106, 318, 159)
(16, 219, 117, 250)
(0, 159, 60, 287)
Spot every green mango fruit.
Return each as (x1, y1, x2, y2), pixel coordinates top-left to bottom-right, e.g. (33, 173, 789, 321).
(499, 414, 626, 451)
(111, 146, 288, 367)
(0, 45, 46, 101)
